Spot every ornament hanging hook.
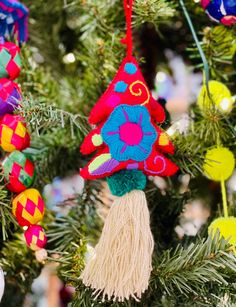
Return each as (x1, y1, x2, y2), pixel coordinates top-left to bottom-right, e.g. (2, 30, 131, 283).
(179, 0, 210, 96)
(121, 0, 133, 58)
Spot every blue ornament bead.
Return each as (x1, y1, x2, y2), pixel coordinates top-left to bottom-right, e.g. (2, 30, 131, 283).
(202, 0, 236, 25)
(206, 0, 225, 21)
(114, 81, 128, 93)
(124, 63, 137, 75)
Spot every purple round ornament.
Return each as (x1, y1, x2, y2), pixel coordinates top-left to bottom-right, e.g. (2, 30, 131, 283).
(0, 78, 21, 116)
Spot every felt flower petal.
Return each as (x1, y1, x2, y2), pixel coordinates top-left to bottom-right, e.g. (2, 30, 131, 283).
(121, 145, 148, 162)
(80, 147, 135, 179)
(90, 157, 120, 176)
(139, 133, 156, 153)
(109, 139, 127, 158)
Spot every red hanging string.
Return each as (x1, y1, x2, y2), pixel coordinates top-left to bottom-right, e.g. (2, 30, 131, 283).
(122, 0, 133, 58)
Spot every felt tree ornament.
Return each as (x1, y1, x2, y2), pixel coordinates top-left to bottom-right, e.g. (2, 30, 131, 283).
(80, 0, 178, 301)
(201, 0, 236, 25)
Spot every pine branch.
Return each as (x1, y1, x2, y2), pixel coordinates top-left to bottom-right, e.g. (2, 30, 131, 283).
(19, 45, 91, 113)
(172, 133, 204, 176)
(133, 0, 176, 26)
(69, 235, 236, 306)
(47, 191, 101, 252)
(0, 184, 17, 241)
(146, 181, 193, 249)
(14, 97, 90, 187)
(154, 234, 236, 297)
(171, 105, 236, 176)
(188, 25, 236, 83)
(23, 130, 84, 186)
(17, 97, 89, 137)
(0, 234, 42, 293)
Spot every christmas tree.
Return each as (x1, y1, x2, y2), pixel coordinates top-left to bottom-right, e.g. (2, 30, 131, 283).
(1, 0, 236, 306)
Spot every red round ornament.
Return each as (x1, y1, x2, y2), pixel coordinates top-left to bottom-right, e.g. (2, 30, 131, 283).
(2, 150, 35, 193)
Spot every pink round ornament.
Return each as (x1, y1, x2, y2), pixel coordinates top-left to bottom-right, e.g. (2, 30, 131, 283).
(0, 78, 21, 116)
(24, 225, 47, 251)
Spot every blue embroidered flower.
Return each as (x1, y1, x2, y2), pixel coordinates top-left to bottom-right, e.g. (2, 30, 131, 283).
(101, 104, 157, 162)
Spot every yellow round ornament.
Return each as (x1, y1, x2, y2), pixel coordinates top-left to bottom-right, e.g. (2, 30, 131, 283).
(198, 80, 234, 113)
(208, 217, 236, 246)
(203, 147, 235, 181)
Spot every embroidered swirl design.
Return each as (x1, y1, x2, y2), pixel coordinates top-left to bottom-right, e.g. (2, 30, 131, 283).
(129, 80, 150, 105)
(144, 155, 166, 175)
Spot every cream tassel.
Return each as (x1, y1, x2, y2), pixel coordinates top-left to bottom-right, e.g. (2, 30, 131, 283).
(81, 189, 154, 302)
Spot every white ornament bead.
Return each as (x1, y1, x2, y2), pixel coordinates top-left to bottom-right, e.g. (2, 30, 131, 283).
(35, 248, 48, 263)
(0, 267, 5, 302)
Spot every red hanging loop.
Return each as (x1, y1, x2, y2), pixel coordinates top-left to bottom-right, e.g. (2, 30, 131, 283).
(121, 0, 133, 58)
